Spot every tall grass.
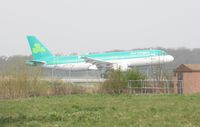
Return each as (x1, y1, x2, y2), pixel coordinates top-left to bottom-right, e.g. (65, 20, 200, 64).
(0, 63, 48, 99)
(0, 75, 99, 99)
(0, 61, 99, 99)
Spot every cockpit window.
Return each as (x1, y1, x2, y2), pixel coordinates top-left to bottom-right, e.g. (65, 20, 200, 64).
(157, 50, 167, 56)
(161, 51, 167, 55)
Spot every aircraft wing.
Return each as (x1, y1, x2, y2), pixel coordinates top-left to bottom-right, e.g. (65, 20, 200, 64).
(81, 56, 113, 70)
(26, 60, 46, 66)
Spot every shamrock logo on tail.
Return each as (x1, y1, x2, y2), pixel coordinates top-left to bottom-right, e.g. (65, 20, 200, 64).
(32, 43, 46, 54)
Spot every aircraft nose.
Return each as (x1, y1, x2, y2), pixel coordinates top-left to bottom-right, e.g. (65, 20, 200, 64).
(168, 55, 174, 62)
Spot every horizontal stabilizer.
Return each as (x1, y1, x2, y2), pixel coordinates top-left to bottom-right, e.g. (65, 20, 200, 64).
(26, 60, 46, 66)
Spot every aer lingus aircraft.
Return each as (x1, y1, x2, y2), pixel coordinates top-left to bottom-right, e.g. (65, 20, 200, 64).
(26, 36, 174, 71)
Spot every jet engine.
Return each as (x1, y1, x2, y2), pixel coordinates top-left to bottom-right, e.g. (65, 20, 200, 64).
(113, 63, 129, 71)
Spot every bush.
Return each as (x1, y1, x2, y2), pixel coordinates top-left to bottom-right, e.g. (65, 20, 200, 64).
(101, 69, 146, 94)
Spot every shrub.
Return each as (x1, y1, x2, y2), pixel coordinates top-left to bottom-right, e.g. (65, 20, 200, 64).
(101, 69, 146, 94)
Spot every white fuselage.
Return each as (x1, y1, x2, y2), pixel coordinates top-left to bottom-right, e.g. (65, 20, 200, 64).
(44, 55, 174, 71)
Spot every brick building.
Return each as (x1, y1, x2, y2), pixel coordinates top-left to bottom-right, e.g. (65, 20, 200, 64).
(174, 64, 200, 94)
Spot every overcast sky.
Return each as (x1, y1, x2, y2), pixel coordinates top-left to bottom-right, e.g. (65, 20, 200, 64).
(0, 0, 200, 56)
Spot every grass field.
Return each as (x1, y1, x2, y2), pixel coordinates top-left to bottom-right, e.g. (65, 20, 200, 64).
(1, 94, 200, 127)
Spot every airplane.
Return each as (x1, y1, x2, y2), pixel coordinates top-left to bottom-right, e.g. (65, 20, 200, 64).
(26, 36, 174, 71)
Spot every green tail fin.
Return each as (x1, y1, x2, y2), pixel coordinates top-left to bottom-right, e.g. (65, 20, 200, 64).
(27, 36, 53, 60)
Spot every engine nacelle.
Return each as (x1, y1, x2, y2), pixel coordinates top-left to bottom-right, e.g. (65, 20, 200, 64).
(113, 63, 129, 71)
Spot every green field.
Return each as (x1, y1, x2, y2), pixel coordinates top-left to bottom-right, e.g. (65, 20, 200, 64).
(1, 94, 200, 127)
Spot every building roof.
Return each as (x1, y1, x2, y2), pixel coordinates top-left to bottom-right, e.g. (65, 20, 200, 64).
(175, 64, 200, 72)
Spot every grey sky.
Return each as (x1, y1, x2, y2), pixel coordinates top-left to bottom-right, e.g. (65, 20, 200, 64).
(0, 0, 200, 56)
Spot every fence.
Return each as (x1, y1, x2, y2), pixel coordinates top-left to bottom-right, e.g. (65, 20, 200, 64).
(128, 80, 183, 95)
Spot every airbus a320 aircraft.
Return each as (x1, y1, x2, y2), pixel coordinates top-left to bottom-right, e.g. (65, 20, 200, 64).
(26, 36, 174, 71)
